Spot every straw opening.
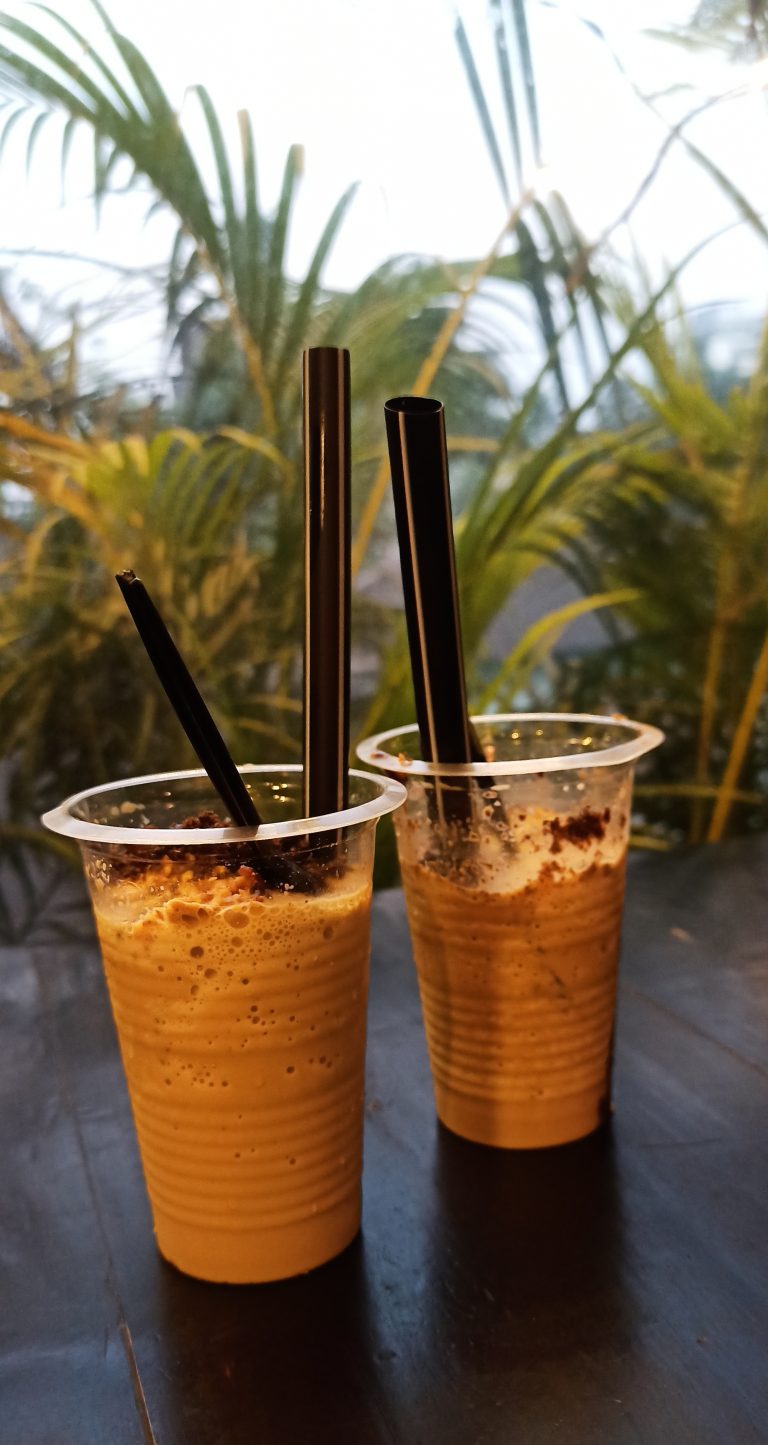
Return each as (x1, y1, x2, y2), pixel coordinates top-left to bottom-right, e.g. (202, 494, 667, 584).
(385, 396, 443, 416)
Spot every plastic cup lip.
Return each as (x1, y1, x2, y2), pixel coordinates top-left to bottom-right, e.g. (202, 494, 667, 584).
(357, 712, 664, 778)
(41, 765, 407, 848)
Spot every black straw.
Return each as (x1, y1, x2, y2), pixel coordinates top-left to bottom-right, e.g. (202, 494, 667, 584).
(115, 571, 317, 891)
(384, 397, 484, 769)
(302, 347, 351, 817)
(116, 571, 262, 826)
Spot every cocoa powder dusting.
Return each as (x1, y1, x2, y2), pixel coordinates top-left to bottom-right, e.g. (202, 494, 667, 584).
(177, 810, 228, 829)
(101, 811, 330, 894)
(545, 807, 610, 854)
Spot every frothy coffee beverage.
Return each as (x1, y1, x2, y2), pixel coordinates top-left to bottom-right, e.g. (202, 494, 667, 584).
(396, 795, 629, 1148)
(92, 857, 371, 1282)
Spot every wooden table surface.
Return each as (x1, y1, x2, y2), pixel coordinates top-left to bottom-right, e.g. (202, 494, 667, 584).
(2, 836, 767, 1445)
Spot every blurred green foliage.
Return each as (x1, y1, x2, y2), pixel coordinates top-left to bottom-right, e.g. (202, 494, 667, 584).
(0, 0, 766, 895)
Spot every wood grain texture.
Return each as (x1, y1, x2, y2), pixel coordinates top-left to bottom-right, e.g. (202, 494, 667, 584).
(1, 838, 767, 1444)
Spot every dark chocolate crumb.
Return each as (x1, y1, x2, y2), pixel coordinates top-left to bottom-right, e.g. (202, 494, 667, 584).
(545, 808, 608, 854)
(177, 810, 229, 830)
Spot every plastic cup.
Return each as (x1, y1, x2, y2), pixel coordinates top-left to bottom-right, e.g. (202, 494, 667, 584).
(358, 714, 663, 1150)
(43, 766, 405, 1283)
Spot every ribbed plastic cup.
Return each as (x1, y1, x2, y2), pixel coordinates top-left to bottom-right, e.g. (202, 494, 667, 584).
(43, 766, 405, 1282)
(358, 715, 663, 1150)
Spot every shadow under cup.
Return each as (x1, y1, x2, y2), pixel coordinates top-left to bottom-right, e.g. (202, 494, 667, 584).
(42, 766, 405, 1284)
(358, 714, 663, 1150)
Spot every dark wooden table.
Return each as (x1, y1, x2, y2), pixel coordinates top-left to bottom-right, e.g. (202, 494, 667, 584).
(2, 837, 767, 1445)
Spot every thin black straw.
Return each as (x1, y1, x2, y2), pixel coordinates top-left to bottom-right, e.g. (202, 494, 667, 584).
(384, 397, 484, 770)
(115, 571, 262, 827)
(116, 572, 319, 892)
(302, 347, 351, 816)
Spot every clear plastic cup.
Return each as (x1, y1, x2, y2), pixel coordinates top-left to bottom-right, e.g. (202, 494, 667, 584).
(358, 714, 663, 1150)
(43, 766, 405, 1283)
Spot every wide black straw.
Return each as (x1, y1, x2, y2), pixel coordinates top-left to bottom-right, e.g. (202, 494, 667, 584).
(115, 572, 317, 891)
(302, 347, 351, 817)
(384, 397, 484, 770)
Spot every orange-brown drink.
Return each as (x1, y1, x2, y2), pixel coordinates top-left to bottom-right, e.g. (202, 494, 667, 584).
(43, 766, 405, 1282)
(359, 714, 662, 1150)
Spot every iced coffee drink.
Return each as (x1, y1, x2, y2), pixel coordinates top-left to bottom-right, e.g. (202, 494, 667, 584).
(399, 806, 628, 1148)
(43, 766, 405, 1281)
(359, 714, 663, 1149)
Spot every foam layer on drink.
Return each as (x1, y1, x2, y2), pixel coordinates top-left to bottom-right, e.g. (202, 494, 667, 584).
(397, 802, 628, 1148)
(93, 862, 371, 1282)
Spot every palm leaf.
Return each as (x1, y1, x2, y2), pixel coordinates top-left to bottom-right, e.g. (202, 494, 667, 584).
(477, 588, 642, 708)
(237, 108, 262, 332)
(532, 198, 592, 369)
(260, 143, 303, 369)
(490, 0, 523, 192)
(192, 84, 240, 285)
(549, 190, 625, 417)
(23, 106, 50, 171)
(0, 101, 30, 163)
(514, 215, 570, 408)
(0, 9, 222, 264)
(458, 220, 739, 566)
(272, 181, 358, 394)
(454, 13, 510, 206)
(30, 2, 144, 121)
(509, 0, 541, 165)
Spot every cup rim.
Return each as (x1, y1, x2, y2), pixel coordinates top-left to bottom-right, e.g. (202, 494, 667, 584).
(357, 712, 664, 778)
(41, 765, 407, 846)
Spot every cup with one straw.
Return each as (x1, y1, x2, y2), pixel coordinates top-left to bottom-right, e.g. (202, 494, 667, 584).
(43, 358, 405, 1284)
(358, 396, 663, 1150)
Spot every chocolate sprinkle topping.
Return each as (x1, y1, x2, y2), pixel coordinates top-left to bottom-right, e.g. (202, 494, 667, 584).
(545, 807, 610, 854)
(177, 810, 229, 830)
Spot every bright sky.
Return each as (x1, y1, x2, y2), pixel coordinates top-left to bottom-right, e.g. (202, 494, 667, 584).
(2, 0, 766, 390)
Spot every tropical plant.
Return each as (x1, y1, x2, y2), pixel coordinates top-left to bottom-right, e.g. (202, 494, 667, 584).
(0, 0, 604, 820)
(1, 422, 286, 797)
(454, 0, 630, 420)
(513, 307, 768, 846)
(1, 0, 767, 875)
(0, 0, 510, 823)
(0, 1, 541, 492)
(442, 0, 768, 845)
(649, 0, 768, 63)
